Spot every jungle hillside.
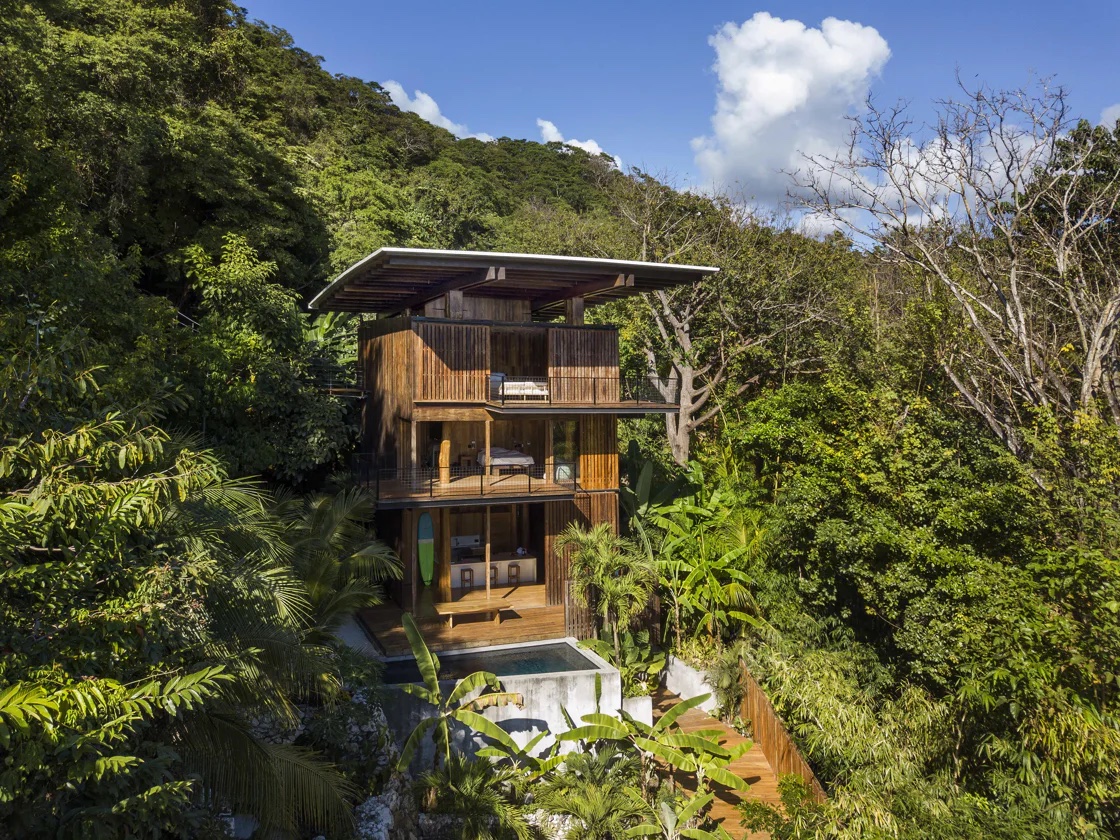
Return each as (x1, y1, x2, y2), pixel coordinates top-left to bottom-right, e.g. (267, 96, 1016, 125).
(2, 1, 1119, 838)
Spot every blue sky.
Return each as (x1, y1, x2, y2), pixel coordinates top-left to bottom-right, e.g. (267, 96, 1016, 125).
(243, 0, 1118, 201)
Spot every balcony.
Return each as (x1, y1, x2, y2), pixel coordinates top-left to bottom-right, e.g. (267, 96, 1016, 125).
(414, 373, 679, 411)
(354, 457, 579, 506)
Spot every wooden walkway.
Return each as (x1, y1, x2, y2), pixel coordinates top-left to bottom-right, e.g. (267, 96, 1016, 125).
(653, 687, 781, 840)
(358, 584, 564, 655)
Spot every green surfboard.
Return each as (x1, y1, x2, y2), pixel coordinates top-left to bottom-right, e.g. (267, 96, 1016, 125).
(417, 512, 435, 587)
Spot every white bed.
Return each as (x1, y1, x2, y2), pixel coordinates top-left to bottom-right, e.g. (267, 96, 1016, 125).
(478, 447, 535, 468)
(490, 373, 549, 401)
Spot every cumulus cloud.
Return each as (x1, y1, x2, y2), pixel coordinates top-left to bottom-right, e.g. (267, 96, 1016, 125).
(692, 12, 890, 206)
(1102, 103, 1120, 127)
(382, 81, 494, 142)
(537, 119, 621, 167)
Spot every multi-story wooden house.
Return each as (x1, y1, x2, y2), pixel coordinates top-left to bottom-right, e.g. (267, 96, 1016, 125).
(309, 248, 717, 652)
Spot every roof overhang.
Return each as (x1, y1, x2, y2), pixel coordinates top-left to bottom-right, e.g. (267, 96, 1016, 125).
(308, 248, 719, 316)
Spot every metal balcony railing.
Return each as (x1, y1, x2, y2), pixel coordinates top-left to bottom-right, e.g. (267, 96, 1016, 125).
(488, 374, 677, 406)
(353, 456, 579, 502)
(414, 373, 678, 405)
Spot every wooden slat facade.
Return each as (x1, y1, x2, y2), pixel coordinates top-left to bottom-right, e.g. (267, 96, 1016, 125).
(548, 327, 620, 402)
(543, 492, 619, 607)
(415, 321, 490, 402)
(360, 320, 415, 466)
(579, 414, 619, 490)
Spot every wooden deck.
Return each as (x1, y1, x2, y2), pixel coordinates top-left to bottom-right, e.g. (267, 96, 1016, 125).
(653, 686, 781, 840)
(358, 583, 565, 655)
(374, 471, 575, 503)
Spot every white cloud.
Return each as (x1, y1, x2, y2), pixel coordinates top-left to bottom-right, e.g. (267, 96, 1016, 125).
(536, 119, 621, 167)
(382, 81, 494, 142)
(1102, 103, 1120, 127)
(692, 12, 890, 206)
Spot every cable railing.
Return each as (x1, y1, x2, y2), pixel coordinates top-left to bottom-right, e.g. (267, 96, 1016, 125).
(308, 359, 363, 392)
(353, 456, 579, 501)
(416, 373, 678, 405)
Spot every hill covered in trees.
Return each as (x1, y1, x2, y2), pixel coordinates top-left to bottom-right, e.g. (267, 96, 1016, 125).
(2, 1, 1119, 838)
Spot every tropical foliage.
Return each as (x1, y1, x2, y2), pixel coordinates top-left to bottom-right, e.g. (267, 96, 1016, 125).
(3, 0, 1119, 835)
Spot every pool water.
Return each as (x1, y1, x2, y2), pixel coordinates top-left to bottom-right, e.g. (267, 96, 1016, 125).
(382, 642, 597, 684)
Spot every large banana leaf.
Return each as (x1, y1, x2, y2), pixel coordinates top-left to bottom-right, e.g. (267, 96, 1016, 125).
(653, 693, 711, 733)
(446, 670, 502, 706)
(462, 690, 522, 712)
(396, 716, 438, 770)
(678, 791, 715, 825)
(659, 732, 730, 758)
(705, 766, 752, 792)
(634, 737, 689, 767)
(398, 681, 440, 707)
(558, 723, 629, 742)
(453, 709, 519, 751)
(401, 613, 440, 693)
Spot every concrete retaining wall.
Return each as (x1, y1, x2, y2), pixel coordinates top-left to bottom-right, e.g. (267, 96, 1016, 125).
(382, 638, 621, 772)
(622, 694, 653, 727)
(663, 655, 717, 713)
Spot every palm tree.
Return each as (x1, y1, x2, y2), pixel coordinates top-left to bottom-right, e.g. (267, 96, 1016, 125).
(396, 613, 523, 770)
(161, 477, 360, 836)
(417, 753, 536, 840)
(536, 749, 647, 840)
(276, 486, 402, 644)
(556, 522, 656, 661)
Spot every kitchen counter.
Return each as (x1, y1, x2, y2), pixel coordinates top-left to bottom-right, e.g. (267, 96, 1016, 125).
(450, 552, 537, 588)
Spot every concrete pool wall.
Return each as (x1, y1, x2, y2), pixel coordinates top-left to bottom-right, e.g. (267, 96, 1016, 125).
(381, 637, 621, 770)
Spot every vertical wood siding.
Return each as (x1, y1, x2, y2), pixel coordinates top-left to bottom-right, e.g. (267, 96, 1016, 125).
(579, 414, 619, 490)
(415, 321, 489, 401)
(548, 327, 620, 403)
(360, 320, 415, 466)
(490, 328, 548, 377)
(422, 296, 531, 322)
(543, 492, 619, 607)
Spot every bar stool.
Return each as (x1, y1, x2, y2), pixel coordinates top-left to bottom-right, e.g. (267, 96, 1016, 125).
(507, 563, 520, 586)
(460, 568, 474, 590)
(491, 565, 498, 586)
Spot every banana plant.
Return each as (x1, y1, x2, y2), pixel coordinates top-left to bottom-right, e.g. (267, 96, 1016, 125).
(626, 791, 735, 840)
(558, 693, 749, 794)
(396, 613, 523, 770)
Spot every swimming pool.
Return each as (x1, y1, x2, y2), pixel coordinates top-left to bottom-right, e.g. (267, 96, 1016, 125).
(382, 641, 598, 684)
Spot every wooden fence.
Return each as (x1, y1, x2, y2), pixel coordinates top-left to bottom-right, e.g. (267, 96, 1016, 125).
(739, 661, 827, 803)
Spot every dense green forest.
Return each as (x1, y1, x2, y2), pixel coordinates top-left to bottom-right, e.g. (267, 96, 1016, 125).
(2, 1, 1118, 838)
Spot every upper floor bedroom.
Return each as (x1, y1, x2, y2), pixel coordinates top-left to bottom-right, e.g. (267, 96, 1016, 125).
(309, 248, 718, 413)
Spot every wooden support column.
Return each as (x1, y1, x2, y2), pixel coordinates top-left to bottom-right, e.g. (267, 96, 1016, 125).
(410, 421, 418, 471)
(439, 435, 451, 484)
(565, 296, 585, 325)
(485, 506, 492, 598)
(484, 418, 492, 478)
(545, 420, 554, 483)
(438, 508, 452, 602)
(447, 289, 464, 319)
